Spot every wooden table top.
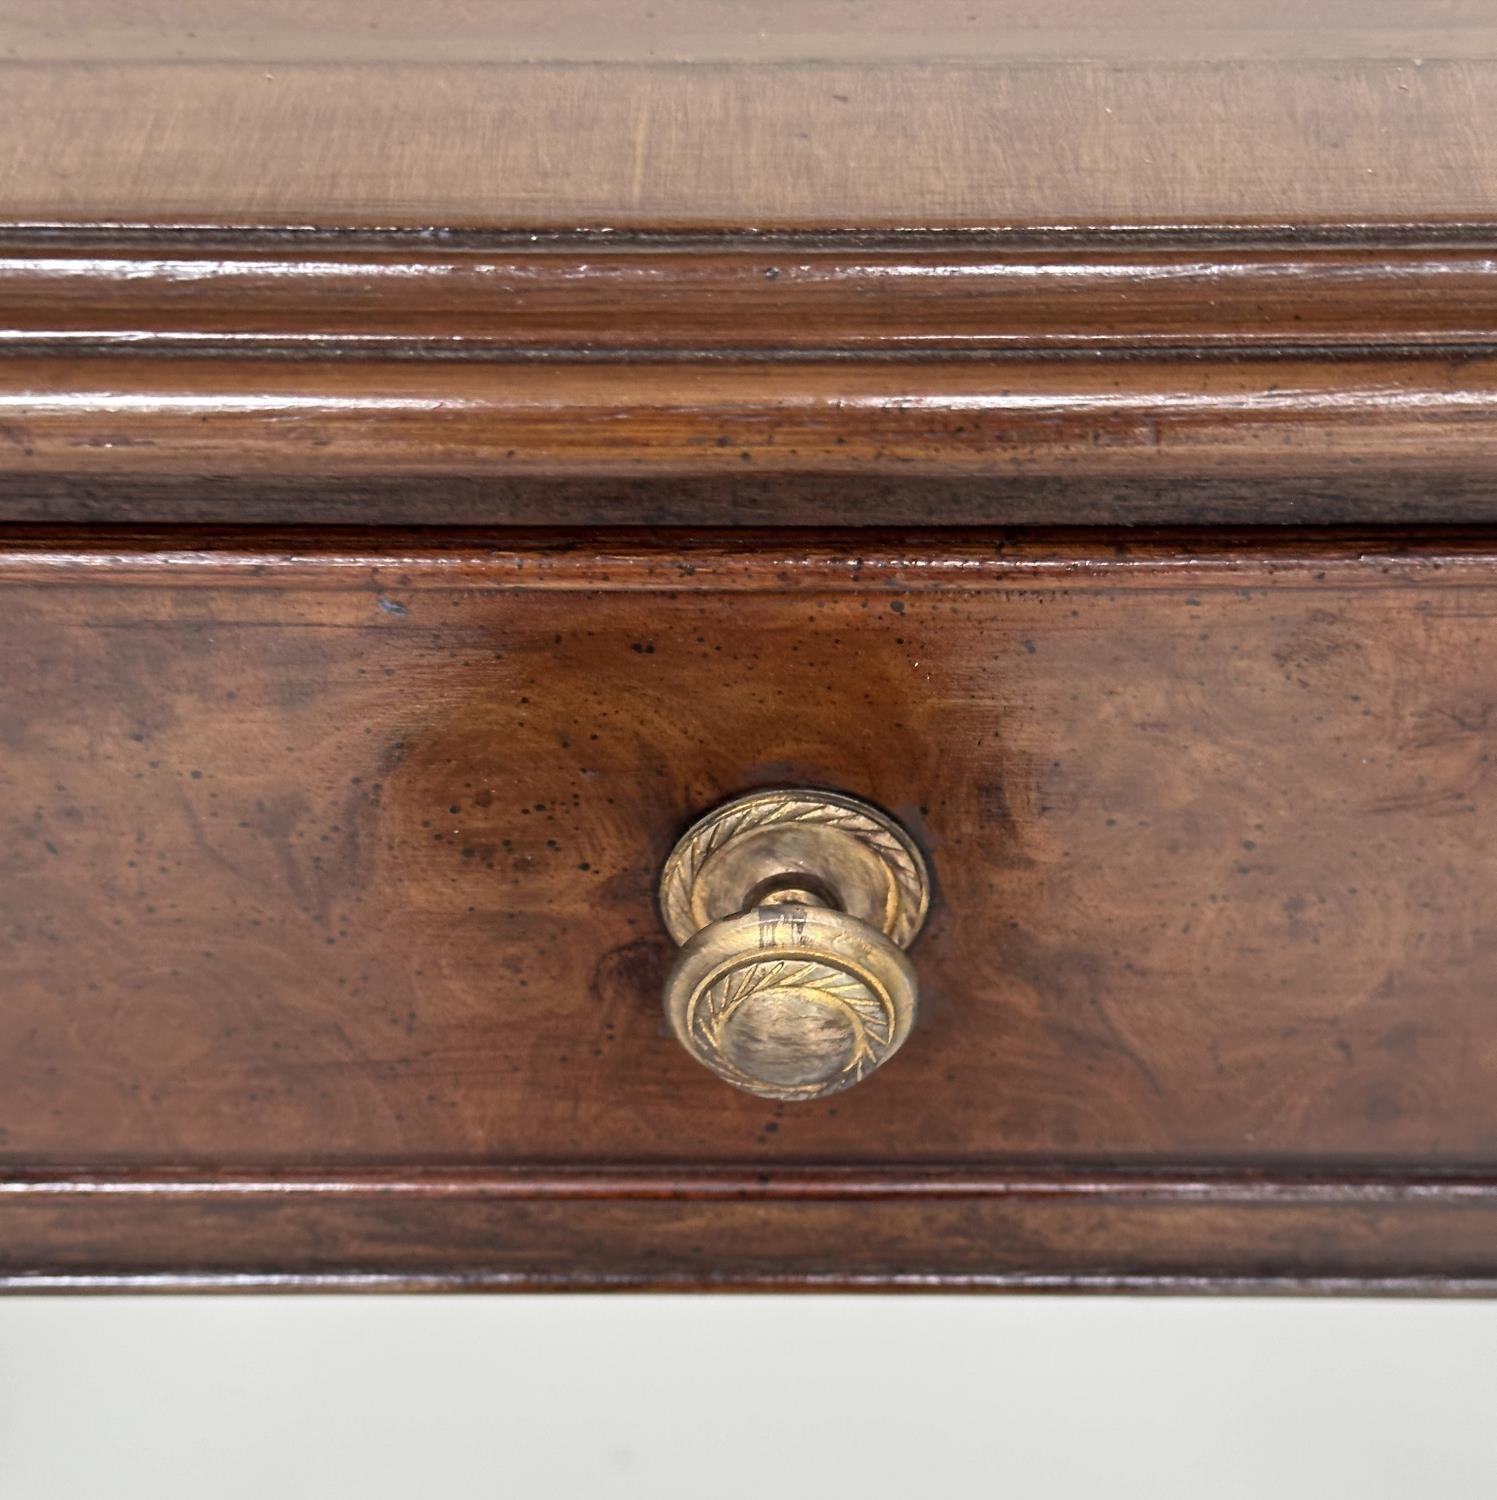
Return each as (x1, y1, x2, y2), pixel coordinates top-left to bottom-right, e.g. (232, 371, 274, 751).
(4, 0, 1497, 232)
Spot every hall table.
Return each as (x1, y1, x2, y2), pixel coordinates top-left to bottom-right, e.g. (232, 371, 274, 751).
(5, 0, 1497, 1292)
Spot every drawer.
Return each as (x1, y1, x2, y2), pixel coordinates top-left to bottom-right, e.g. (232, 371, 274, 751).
(6, 529, 1497, 1288)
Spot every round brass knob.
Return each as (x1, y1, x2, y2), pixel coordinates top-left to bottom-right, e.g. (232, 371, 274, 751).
(658, 790, 930, 1101)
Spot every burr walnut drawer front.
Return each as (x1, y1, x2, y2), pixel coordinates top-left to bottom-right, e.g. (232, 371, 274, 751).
(6, 529, 1497, 1288)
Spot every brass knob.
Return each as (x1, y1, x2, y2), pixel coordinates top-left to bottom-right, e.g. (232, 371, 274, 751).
(658, 790, 931, 1101)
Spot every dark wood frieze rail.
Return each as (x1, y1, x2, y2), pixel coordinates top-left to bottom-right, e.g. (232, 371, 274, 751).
(6, 234, 1497, 352)
(5, 230, 1497, 525)
(10, 1166, 1497, 1293)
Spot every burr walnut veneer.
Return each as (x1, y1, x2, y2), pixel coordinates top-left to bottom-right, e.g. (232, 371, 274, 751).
(5, 1, 1497, 1290)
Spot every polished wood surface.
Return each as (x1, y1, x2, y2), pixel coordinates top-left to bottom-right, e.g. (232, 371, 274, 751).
(14, 240, 1497, 351)
(5, 529, 1497, 1287)
(4, 3, 1495, 525)
(13, 1184, 1497, 1293)
(5, 234, 1497, 526)
(4, 1, 1497, 229)
(8, 1, 1497, 1292)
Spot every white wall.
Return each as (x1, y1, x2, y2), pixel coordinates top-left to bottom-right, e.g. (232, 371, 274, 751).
(2, 1296, 1495, 1498)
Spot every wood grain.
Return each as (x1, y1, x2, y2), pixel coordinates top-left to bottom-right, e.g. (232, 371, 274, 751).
(3, 2, 1497, 230)
(5, 232, 1497, 526)
(10, 1, 1497, 65)
(10, 239, 1497, 352)
(6, 352, 1496, 483)
(5, 528, 1497, 1286)
(9, 0, 1497, 1293)
(10, 1189, 1497, 1292)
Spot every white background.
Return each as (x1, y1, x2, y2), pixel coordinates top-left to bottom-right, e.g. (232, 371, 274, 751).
(2, 1295, 1494, 1498)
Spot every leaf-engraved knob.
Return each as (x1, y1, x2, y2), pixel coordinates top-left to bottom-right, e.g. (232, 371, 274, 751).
(658, 790, 931, 1101)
